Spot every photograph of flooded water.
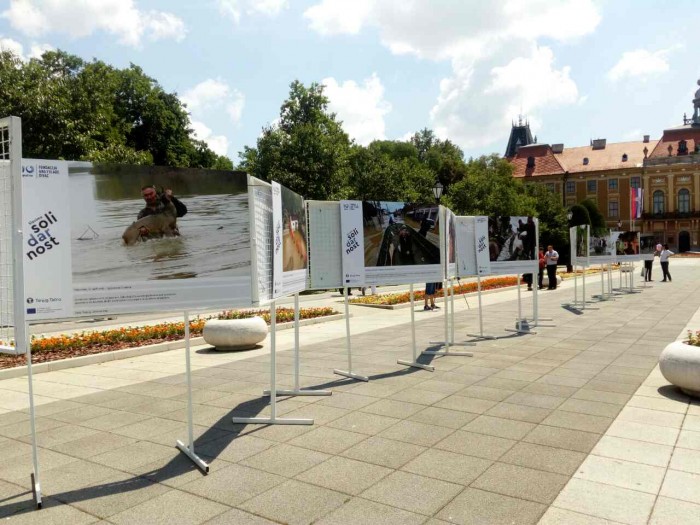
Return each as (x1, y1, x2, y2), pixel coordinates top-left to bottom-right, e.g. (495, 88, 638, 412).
(362, 201, 441, 267)
(281, 185, 307, 272)
(69, 164, 251, 283)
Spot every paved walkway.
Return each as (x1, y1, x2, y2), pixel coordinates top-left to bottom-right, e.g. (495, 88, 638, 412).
(0, 261, 698, 524)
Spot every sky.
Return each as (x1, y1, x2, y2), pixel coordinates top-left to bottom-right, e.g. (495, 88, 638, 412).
(0, 0, 699, 163)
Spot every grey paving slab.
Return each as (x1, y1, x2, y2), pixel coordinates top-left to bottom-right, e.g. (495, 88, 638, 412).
(239, 443, 329, 478)
(295, 456, 392, 495)
(401, 448, 493, 484)
(341, 436, 426, 469)
(314, 497, 426, 525)
(472, 462, 569, 504)
(179, 463, 284, 505)
(437, 487, 546, 525)
(108, 489, 229, 525)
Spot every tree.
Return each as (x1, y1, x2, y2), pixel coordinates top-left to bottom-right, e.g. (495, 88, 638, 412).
(568, 204, 591, 227)
(0, 49, 232, 168)
(579, 199, 606, 234)
(524, 184, 568, 254)
(446, 154, 533, 217)
(239, 81, 352, 200)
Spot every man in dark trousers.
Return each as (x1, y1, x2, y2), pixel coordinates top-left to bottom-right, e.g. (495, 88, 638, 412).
(544, 244, 559, 290)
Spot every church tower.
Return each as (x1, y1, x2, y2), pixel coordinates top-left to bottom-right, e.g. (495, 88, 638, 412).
(504, 116, 534, 158)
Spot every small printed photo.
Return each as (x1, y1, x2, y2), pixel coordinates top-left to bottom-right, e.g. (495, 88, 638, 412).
(615, 231, 640, 255)
(362, 201, 441, 267)
(575, 225, 588, 259)
(639, 234, 657, 255)
(281, 186, 308, 272)
(589, 234, 613, 257)
(447, 209, 456, 264)
(69, 164, 251, 283)
(488, 216, 536, 262)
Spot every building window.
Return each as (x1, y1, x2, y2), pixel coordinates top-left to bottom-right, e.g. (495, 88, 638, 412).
(566, 181, 575, 194)
(545, 183, 555, 193)
(653, 190, 665, 214)
(608, 178, 618, 191)
(630, 177, 641, 189)
(678, 188, 690, 213)
(608, 200, 619, 217)
(587, 180, 597, 193)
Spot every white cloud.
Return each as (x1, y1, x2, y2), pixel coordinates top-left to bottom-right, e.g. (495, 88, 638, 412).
(180, 79, 246, 157)
(607, 48, 674, 82)
(305, 0, 601, 150)
(0, 37, 24, 57)
(0, 36, 54, 61)
(322, 73, 391, 145)
(1, 0, 185, 47)
(218, 0, 289, 24)
(190, 121, 229, 156)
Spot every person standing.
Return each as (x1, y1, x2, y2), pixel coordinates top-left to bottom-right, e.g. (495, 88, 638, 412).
(643, 257, 653, 282)
(538, 248, 546, 289)
(544, 244, 559, 290)
(660, 244, 674, 282)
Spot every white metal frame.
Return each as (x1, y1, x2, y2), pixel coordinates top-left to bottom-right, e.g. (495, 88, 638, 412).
(424, 279, 474, 357)
(397, 284, 435, 371)
(334, 288, 369, 381)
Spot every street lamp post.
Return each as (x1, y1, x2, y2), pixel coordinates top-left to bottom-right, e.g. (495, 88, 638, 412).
(433, 181, 444, 204)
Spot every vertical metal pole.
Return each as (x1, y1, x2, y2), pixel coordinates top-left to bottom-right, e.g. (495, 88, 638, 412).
(410, 284, 417, 361)
(582, 267, 586, 310)
(601, 266, 605, 298)
(24, 323, 40, 506)
(443, 281, 449, 352)
(574, 265, 578, 304)
(294, 293, 300, 391)
(517, 274, 522, 329)
(270, 301, 276, 419)
(344, 288, 352, 372)
(450, 280, 455, 344)
(477, 275, 484, 337)
(184, 312, 194, 450)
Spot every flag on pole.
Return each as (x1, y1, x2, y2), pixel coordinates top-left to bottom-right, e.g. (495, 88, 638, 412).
(630, 188, 643, 219)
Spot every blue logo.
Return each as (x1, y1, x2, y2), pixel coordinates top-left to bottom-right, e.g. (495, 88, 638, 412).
(22, 165, 35, 177)
(26, 308, 36, 314)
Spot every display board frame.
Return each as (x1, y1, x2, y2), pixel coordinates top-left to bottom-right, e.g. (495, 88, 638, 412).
(488, 216, 538, 276)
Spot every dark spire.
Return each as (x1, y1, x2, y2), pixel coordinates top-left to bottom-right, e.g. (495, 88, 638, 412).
(504, 119, 534, 157)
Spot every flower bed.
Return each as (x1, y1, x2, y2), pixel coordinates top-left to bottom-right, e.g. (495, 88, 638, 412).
(0, 307, 337, 369)
(688, 330, 700, 346)
(349, 277, 520, 306)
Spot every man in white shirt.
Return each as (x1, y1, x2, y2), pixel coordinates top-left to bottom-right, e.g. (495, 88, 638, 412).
(660, 244, 674, 282)
(545, 244, 559, 290)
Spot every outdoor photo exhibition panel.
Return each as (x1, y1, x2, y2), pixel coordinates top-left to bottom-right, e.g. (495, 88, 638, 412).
(572, 225, 590, 267)
(340, 200, 444, 286)
(22, 160, 255, 320)
(271, 181, 307, 297)
(488, 216, 540, 333)
(307, 200, 342, 290)
(456, 215, 490, 279)
(444, 206, 457, 279)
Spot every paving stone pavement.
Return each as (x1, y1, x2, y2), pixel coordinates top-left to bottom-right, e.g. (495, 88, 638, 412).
(0, 260, 699, 524)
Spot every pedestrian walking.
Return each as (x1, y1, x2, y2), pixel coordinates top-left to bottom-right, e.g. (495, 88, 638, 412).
(660, 244, 674, 282)
(544, 244, 559, 290)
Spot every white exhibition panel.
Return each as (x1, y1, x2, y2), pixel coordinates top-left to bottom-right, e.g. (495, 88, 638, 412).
(443, 207, 457, 279)
(589, 231, 617, 264)
(307, 201, 343, 290)
(21, 160, 257, 320)
(0, 160, 15, 345)
(570, 225, 590, 267)
(271, 182, 307, 297)
(340, 200, 443, 286)
(639, 233, 657, 261)
(613, 231, 642, 262)
(456, 215, 490, 278)
(488, 216, 538, 275)
(249, 176, 273, 305)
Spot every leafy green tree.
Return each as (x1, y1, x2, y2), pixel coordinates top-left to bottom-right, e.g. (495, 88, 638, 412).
(579, 199, 606, 234)
(239, 81, 352, 200)
(568, 204, 591, 227)
(524, 183, 568, 253)
(446, 154, 533, 217)
(0, 49, 232, 169)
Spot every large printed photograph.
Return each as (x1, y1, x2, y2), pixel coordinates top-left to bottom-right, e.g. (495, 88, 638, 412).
(615, 231, 640, 256)
(575, 225, 589, 260)
(362, 201, 441, 267)
(281, 185, 307, 272)
(589, 234, 614, 258)
(488, 216, 536, 262)
(69, 164, 251, 283)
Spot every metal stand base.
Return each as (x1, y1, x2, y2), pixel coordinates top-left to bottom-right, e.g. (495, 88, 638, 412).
(333, 369, 369, 382)
(263, 389, 332, 397)
(176, 440, 209, 473)
(429, 340, 476, 347)
(465, 333, 497, 340)
(397, 359, 435, 371)
(31, 473, 42, 509)
(232, 416, 314, 425)
(504, 328, 538, 335)
(422, 350, 474, 356)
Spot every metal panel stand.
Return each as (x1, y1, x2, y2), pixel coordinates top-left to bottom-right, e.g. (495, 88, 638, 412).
(25, 324, 42, 509)
(334, 288, 369, 381)
(233, 302, 314, 425)
(398, 284, 435, 371)
(424, 281, 474, 356)
(176, 311, 209, 473)
(465, 275, 496, 340)
(264, 294, 331, 396)
(505, 275, 537, 334)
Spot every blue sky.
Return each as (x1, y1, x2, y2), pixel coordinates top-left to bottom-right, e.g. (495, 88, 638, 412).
(1, 0, 698, 163)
